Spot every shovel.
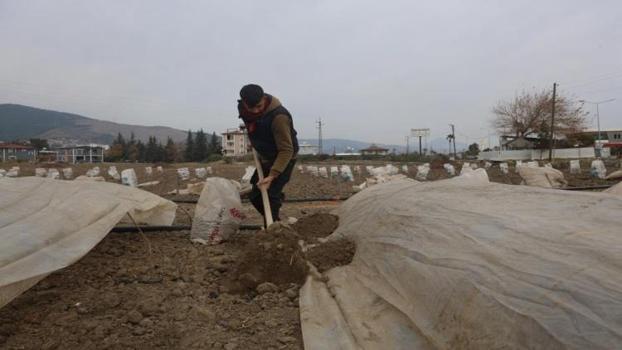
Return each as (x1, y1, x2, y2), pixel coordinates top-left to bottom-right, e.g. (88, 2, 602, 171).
(251, 147, 274, 228)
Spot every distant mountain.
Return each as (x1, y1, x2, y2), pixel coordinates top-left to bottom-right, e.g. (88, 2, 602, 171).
(0, 104, 197, 145)
(298, 137, 466, 154)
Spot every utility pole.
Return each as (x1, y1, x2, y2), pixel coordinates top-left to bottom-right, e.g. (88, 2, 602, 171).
(317, 118, 324, 155)
(449, 124, 456, 158)
(405, 136, 410, 155)
(548, 82, 557, 162)
(579, 98, 615, 158)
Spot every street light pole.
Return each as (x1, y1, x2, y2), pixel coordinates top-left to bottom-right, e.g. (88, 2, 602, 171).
(579, 98, 615, 156)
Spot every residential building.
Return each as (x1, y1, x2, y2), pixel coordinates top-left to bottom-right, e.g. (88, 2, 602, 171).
(298, 142, 319, 155)
(571, 129, 622, 149)
(0, 143, 36, 162)
(360, 144, 389, 156)
(53, 145, 105, 163)
(222, 128, 250, 157)
(499, 136, 538, 150)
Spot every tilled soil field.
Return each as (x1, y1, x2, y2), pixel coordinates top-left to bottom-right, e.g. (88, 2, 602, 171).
(0, 214, 352, 350)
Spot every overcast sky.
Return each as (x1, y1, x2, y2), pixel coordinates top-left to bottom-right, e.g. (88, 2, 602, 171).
(1, 0, 620, 147)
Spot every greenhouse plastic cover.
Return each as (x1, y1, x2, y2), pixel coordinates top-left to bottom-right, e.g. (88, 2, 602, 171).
(300, 169, 622, 349)
(0, 177, 176, 308)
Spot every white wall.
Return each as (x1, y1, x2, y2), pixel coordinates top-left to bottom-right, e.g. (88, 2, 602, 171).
(478, 147, 610, 161)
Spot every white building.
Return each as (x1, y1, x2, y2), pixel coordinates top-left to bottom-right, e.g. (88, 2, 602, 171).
(298, 142, 319, 155)
(222, 128, 250, 157)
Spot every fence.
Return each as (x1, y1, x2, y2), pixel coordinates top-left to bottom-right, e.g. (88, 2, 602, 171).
(478, 147, 610, 161)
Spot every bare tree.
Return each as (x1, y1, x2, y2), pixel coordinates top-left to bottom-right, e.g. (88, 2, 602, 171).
(492, 89, 587, 138)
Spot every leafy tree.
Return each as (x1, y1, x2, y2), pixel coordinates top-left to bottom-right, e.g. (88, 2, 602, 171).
(209, 132, 222, 155)
(29, 138, 49, 150)
(165, 137, 179, 162)
(193, 129, 208, 161)
(465, 143, 480, 157)
(184, 130, 194, 161)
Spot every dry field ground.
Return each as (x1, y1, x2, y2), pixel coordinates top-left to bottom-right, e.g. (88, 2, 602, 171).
(0, 158, 620, 349)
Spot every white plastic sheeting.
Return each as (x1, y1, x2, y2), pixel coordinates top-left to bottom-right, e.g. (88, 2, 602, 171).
(605, 169, 622, 180)
(0, 177, 176, 309)
(0, 169, 6, 178)
(301, 171, 622, 349)
(518, 166, 567, 188)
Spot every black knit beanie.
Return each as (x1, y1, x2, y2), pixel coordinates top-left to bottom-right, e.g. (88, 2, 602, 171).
(239, 84, 264, 108)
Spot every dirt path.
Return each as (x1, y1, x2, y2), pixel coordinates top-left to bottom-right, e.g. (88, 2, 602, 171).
(0, 213, 351, 350)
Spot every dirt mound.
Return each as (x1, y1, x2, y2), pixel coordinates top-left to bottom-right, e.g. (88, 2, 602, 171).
(229, 224, 309, 292)
(305, 239, 356, 273)
(293, 213, 339, 239)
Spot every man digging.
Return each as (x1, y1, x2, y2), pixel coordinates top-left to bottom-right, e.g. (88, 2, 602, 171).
(237, 84, 299, 227)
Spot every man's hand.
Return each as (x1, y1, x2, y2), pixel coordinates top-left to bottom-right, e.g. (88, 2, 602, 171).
(257, 175, 276, 191)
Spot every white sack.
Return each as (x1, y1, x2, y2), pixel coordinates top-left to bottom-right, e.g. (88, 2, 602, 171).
(298, 165, 304, 173)
(0, 177, 176, 308)
(241, 166, 256, 184)
(484, 161, 492, 169)
(195, 167, 207, 179)
(330, 166, 339, 177)
(401, 165, 408, 173)
(206, 166, 213, 175)
(500, 162, 509, 174)
(591, 160, 607, 179)
(145, 166, 153, 177)
(319, 167, 329, 178)
(518, 166, 567, 189)
(365, 166, 374, 175)
(107, 166, 120, 180)
(470, 162, 478, 170)
(35, 168, 47, 177)
(156, 166, 164, 173)
(177, 167, 190, 181)
(62, 168, 73, 179)
(301, 175, 622, 350)
(339, 165, 354, 182)
(443, 163, 455, 176)
(46, 169, 60, 180)
(0, 169, 6, 178)
(459, 164, 474, 176)
(527, 161, 539, 168)
(86, 166, 100, 177)
(190, 178, 243, 245)
(515, 160, 523, 171)
(415, 164, 430, 181)
(121, 168, 138, 187)
(354, 166, 361, 174)
(570, 160, 581, 174)
(6, 167, 19, 177)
